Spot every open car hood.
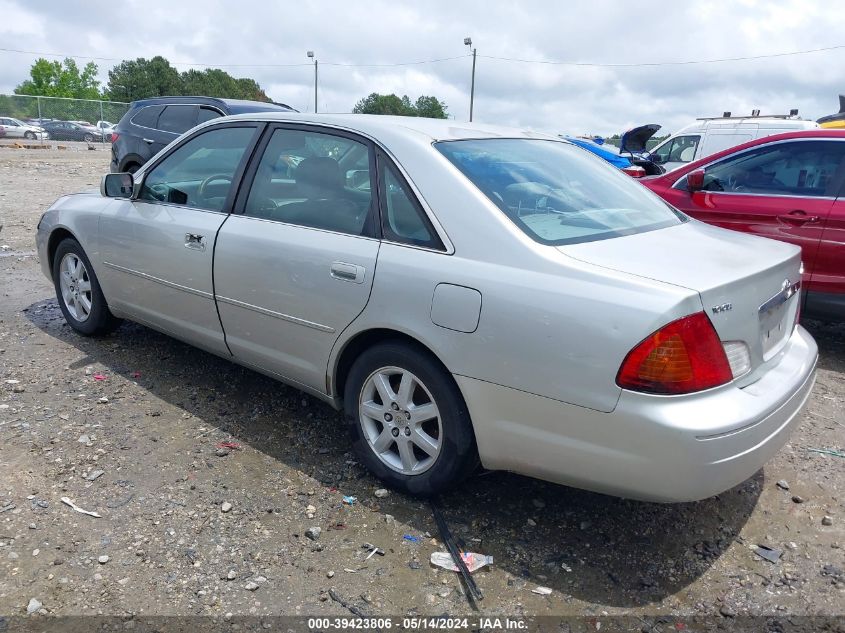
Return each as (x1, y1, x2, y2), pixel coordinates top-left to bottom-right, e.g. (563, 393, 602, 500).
(817, 94, 845, 125)
(619, 123, 661, 154)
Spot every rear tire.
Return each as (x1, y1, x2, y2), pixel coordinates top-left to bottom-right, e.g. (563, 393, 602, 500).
(344, 341, 478, 496)
(124, 163, 140, 175)
(52, 238, 122, 336)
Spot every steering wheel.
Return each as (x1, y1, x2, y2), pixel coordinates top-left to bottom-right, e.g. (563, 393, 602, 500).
(726, 174, 745, 192)
(197, 174, 232, 202)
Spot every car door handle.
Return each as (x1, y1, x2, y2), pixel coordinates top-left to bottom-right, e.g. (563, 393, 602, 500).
(330, 261, 365, 284)
(184, 233, 206, 251)
(142, 138, 154, 144)
(777, 210, 819, 226)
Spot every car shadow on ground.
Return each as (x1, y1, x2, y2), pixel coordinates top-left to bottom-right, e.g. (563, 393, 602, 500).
(22, 298, 789, 608)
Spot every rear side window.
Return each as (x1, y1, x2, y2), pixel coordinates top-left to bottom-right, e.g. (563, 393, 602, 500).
(198, 107, 223, 124)
(379, 159, 443, 249)
(243, 127, 375, 236)
(131, 105, 164, 128)
(437, 138, 685, 246)
(158, 105, 198, 134)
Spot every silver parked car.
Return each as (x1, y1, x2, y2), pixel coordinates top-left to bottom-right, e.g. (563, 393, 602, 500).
(0, 116, 48, 140)
(35, 114, 818, 502)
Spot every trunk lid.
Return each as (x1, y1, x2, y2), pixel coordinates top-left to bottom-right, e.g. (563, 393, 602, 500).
(619, 123, 661, 154)
(558, 220, 802, 381)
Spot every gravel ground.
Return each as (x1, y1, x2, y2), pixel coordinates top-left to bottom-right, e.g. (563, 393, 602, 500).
(0, 148, 843, 624)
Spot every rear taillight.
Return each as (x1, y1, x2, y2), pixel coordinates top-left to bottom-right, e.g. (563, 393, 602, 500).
(617, 312, 733, 395)
(621, 165, 646, 178)
(110, 132, 119, 143)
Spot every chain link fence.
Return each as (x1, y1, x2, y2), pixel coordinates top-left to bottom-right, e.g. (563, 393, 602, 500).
(0, 94, 130, 146)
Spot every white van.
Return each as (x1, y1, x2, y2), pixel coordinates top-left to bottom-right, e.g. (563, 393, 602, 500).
(647, 112, 819, 172)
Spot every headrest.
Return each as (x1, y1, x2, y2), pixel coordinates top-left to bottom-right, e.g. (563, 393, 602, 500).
(295, 157, 343, 190)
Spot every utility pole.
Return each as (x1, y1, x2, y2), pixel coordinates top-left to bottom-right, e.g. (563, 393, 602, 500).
(464, 37, 476, 122)
(307, 51, 317, 113)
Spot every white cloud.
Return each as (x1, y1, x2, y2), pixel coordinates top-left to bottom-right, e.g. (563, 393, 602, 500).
(0, 0, 843, 136)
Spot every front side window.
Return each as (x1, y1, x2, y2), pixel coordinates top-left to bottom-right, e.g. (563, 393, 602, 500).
(437, 138, 685, 246)
(244, 128, 375, 236)
(158, 105, 198, 134)
(138, 126, 255, 211)
(700, 140, 845, 197)
(653, 135, 700, 164)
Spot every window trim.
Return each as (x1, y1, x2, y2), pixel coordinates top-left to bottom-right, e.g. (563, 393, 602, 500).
(670, 137, 845, 199)
(375, 149, 446, 252)
(130, 103, 225, 134)
(132, 121, 264, 215)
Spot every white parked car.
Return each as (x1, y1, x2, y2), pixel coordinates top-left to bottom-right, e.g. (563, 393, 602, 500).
(95, 120, 115, 137)
(647, 112, 819, 172)
(0, 116, 48, 140)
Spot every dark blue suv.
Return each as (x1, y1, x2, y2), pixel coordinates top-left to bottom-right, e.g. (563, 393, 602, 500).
(110, 96, 296, 173)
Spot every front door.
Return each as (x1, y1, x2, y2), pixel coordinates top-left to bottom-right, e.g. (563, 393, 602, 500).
(678, 139, 845, 294)
(98, 123, 259, 354)
(214, 125, 379, 393)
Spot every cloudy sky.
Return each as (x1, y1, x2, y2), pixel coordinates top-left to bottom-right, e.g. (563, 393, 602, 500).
(1, 0, 843, 137)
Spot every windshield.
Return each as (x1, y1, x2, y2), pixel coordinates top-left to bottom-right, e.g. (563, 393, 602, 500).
(436, 138, 685, 245)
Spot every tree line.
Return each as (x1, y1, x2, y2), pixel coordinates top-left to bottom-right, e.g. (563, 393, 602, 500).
(10, 56, 449, 119)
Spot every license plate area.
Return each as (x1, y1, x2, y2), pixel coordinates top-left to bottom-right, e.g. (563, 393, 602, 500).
(758, 281, 800, 360)
(760, 302, 788, 358)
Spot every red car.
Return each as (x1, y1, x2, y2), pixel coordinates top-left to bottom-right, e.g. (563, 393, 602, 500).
(642, 130, 845, 321)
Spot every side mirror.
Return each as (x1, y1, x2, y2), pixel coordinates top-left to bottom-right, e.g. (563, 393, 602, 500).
(101, 173, 134, 198)
(686, 168, 705, 192)
(651, 153, 665, 165)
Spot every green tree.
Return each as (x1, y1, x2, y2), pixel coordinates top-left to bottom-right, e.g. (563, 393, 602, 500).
(105, 58, 271, 102)
(179, 68, 270, 101)
(105, 56, 181, 101)
(352, 93, 448, 118)
(414, 95, 448, 119)
(14, 58, 100, 99)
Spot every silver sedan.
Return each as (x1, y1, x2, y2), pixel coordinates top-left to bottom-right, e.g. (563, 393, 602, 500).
(35, 113, 818, 502)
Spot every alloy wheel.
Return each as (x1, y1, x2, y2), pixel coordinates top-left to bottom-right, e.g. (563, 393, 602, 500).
(59, 253, 93, 322)
(358, 366, 442, 474)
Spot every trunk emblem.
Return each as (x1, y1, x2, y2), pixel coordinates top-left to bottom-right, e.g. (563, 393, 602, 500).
(711, 303, 732, 314)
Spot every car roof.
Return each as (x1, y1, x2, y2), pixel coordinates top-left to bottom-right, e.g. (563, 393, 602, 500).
(130, 96, 295, 112)
(650, 129, 845, 182)
(220, 112, 561, 143)
(673, 118, 818, 135)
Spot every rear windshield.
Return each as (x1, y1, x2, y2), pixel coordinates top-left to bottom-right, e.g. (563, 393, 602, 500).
(436, 138, 685, 245)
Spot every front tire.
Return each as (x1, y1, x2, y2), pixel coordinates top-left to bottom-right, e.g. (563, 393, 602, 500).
(344, 341, 478, 496)
(83, 133, 94, 143)
(52, 238, 121, 336)
(24, 131, 36, 140)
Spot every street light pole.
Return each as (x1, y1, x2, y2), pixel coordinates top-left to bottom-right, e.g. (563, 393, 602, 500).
(464, 37, 476, 122)
(307, 51, 317, 113)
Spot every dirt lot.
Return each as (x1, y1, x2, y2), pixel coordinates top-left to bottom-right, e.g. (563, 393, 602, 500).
(0, 147, 843, 625)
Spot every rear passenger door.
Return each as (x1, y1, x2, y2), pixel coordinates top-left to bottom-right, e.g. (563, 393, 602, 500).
(150, 105, 198, 154)
(214, 124, 380, 394)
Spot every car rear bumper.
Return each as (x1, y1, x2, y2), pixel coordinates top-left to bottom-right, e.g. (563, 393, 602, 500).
(457, 325, 817, 502)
